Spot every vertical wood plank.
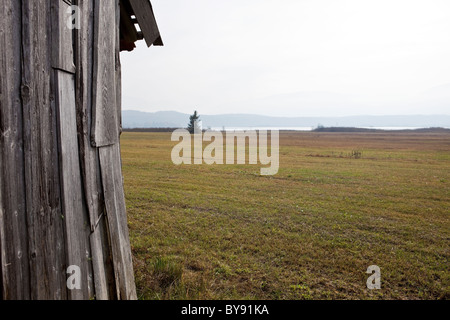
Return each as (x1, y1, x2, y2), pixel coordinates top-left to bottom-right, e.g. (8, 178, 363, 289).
(100, 0, 137, 300)
(55, 70, 93, 300)
(74, 0, 116, 300)
(91, 0, 119, 148)
(21, 0, 67, 300)
(0, 0, 31, 300)
(51, 1, 76, 73)
(116, 0, 123, 136)
(75, 0, 104, 236)
(99, 144, 137, 300)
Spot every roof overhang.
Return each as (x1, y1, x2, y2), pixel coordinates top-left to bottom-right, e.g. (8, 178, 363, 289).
(120, 0, 163, 51)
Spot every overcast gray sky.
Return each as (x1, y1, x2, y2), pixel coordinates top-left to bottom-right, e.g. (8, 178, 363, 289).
(121, 0, 450, 117)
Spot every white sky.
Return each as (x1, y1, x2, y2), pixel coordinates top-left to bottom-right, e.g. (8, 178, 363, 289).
(121, 0, 450, 117)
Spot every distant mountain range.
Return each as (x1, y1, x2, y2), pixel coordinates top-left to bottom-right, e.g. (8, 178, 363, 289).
(122, 110, 450, 129)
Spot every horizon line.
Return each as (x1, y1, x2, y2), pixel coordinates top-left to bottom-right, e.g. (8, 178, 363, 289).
(122, 109, 450, 118)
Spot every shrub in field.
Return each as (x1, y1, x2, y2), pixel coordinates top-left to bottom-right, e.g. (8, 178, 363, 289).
(351, 150, 362, 159)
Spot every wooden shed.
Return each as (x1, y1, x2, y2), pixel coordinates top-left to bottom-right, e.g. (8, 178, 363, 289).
(0, 0, 162, 300)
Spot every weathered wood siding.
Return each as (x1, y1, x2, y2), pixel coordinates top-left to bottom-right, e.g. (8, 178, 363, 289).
(91, 0, 120, 147)
(0, 0, 30, 300)
(74, 0, 116, 300)
(20, 0, 68, 300)
(0, 0, 138, 300)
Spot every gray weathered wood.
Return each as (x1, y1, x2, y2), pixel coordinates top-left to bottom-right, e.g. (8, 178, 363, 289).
(116, 0, 123, 136)
(100, 1, 137, 299)
(75, 0, 103, 233)
(55, 70, 93, 300)
(92, 0, 119, 148)
(21, 0, 67, 299)
(0, 0, 30, 300)
(99, 144, 137, 300)
(1, 0, 158, 300)
(74, 0, 115, 300)
(51, 1, 76, 73)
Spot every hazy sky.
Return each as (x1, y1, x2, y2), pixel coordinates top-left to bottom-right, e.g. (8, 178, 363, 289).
(121, 0, 450, 117)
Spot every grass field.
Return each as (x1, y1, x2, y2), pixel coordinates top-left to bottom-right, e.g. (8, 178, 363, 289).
(120, 131, 450, 300)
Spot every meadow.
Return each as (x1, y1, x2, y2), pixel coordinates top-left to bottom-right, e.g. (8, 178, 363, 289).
(121, 130, 450, 300)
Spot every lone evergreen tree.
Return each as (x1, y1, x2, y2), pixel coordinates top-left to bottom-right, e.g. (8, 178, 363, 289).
(187, 110, 201, 134)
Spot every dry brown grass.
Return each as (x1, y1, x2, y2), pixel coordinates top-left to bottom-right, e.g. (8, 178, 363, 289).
(121, 131, 450, 300)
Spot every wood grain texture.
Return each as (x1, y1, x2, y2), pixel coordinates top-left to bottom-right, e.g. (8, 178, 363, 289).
(51, 1, 76, 73)
(99, 144, 137, 300)
(55, 70, 93, 300)
(74, 0, 115, 300)
(1, 0, 140, 300)
(101, 4, 137, 299)
(0, 0, 30, 300)
(75, 0, 100, 235)
(116, 0, 123, 136)
(21, 0, 67, 299)
(92, 0, 119, 148)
